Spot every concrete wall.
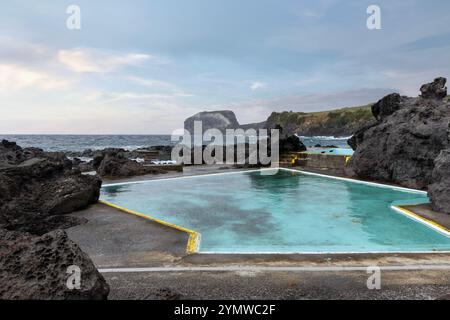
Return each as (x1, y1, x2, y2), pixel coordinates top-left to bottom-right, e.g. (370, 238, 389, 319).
(297, 153, 350, 172)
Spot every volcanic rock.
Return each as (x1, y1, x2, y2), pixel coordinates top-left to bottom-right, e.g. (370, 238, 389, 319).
(275, 124, 307, 153)
(93, 148, 166, 177)
(0, 146, 101, 234)
(184, 110, 266, 135)
(347, 78, 450, 194)
(0, 229, 109, 300)
(184, 110, 240, 135)
(420, 77, 447, 100)
(0, 140, 108, 299)
(371, 93, 404, 121)
(428, 149, 450, 214)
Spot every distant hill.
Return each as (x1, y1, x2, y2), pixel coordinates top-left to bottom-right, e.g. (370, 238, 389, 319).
(266, 94, 450, 137)
(266, 104, 373, 137)
(184, 106, 373, 138)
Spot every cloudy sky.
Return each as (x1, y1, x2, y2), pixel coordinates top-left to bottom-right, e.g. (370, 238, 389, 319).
(1, 0, 450, 134)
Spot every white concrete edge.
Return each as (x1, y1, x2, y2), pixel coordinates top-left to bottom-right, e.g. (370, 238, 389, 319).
(102, 168, 269, 187)
(199, 250, 450, 255)
(99, 264, 450, 273)
(282, 168, 428, 195)
(391, 206, 450, 238)
(195, 233, 202, 253)
(103, 167, 427, 196)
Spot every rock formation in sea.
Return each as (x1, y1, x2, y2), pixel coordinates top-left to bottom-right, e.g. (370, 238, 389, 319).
(0, 140, 109, 299)
(184, 110, 266, 135)
(182, 112, 306, 166)
(347, 77, 450, 213)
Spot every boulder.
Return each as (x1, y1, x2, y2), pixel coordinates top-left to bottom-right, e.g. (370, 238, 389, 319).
(42, 174, 101, 215)
(93, 149, 165, 177)
(92, 148, 127, 168)
(0, 148, 101, 234)
(0, 140, 22, 165)
(0, 141, 108, 299)
(275, 124, 307, 153)
(279, 135, 307, 153)
(371, 93, 404, 121)
(347, 78, 450, 191)
(0, 140, 46, 166)
(428, 149, 450, 214)
(0, 229, 109, 300)
(420, 77, 447, 100)
(77, 161, 94, 173)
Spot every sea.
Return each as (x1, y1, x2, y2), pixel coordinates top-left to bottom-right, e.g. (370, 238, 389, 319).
(0, 135, 351, 153)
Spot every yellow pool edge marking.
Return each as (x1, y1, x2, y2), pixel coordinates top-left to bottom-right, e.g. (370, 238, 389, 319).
(99, 200, 201, 254)
(391, 205, 450, 237)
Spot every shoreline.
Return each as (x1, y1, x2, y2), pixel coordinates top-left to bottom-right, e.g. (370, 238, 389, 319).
(0, 134, 352, 154)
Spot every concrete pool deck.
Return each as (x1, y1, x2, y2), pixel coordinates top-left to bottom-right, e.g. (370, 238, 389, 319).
(67, 165, 450, 299)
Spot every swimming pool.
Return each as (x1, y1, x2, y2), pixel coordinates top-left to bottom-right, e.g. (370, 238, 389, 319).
(101, 169, 450, 253)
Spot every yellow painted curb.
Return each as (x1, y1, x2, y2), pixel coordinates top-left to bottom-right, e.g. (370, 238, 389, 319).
(393, 205, 450, 235)
(99, 200, 201, 254)
(345, 156, 351, 165)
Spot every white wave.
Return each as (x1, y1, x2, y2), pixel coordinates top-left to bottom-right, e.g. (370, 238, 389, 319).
(68, 156, 93, 163)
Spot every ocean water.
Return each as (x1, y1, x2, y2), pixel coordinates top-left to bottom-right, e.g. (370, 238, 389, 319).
(307, 148, 354, 156)
(0, 135, 351, 152)
(0, 135, 176, 152)
(300, 136, 351, 148)
(101, 169, 450, 253)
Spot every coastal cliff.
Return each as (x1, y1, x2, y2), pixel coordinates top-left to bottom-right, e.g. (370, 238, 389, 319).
(185, 106, 372, 137)
(266, 105, 373, 137)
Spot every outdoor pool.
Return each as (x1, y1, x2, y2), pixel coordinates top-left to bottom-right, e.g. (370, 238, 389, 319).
(101, 169, 450, 253)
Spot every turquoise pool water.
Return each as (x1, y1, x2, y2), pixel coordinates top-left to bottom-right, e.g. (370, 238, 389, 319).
(101, 169, 450, 253)
(307, 148, 354, 156)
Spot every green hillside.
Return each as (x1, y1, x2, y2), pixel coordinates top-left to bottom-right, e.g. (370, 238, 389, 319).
(266, 104, 373, 137)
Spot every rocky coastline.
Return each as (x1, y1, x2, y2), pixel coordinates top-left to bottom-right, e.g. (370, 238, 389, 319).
(67, 145, 174, 177)
(2, 77, 450, 300)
